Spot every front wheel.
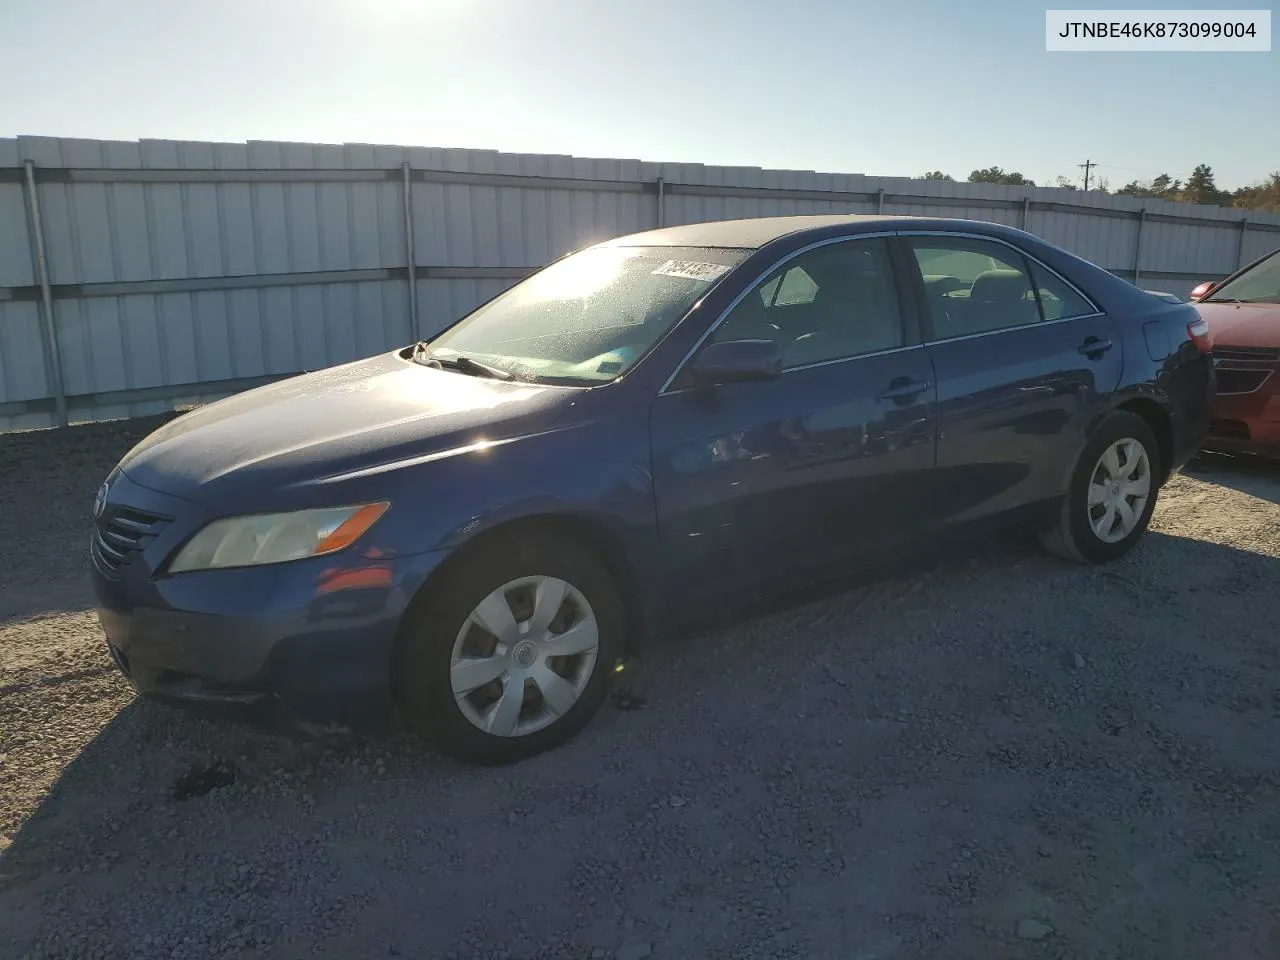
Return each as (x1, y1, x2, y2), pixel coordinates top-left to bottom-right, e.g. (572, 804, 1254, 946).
(1039, 411, 1161, 564)
(395, 534, 624, 764)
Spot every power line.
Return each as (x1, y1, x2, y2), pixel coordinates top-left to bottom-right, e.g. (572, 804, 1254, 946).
(1093, 162, 1168, 176)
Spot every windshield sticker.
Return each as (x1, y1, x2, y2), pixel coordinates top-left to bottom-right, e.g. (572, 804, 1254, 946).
(651, 260, 731, 283)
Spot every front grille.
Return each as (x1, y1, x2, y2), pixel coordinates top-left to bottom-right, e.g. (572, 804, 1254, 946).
(1209, 418, 1251, 441)
(1215, 346, 1280, 364)
(91, 505, 171, 578)
(1215, 368, 1274, 396)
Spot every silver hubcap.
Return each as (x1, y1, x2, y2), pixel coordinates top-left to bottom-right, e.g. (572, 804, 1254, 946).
(1088, 437, 1151, 543)
(449, 575, 599, 738)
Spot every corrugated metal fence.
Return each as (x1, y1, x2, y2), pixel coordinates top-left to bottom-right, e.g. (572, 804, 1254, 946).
(3, 135, 1279, 430)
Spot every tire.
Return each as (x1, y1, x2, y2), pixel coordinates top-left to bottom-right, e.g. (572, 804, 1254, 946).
(1039, 411, 1162, 564)
(395, 533, 624, 764)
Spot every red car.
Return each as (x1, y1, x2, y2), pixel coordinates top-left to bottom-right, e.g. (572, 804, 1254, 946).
(1192, 247, 1280, 457)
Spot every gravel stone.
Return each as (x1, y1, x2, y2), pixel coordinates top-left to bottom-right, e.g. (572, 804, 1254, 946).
(3, 422, 1280, 959)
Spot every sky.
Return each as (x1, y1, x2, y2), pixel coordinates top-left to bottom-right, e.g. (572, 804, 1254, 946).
(1, 0, 1277, 190)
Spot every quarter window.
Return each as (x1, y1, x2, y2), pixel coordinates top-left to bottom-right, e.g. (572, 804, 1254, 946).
(1028, 261, 1097, 320)
(911, 239, 1039, 339)
(713, 238, 904, 369)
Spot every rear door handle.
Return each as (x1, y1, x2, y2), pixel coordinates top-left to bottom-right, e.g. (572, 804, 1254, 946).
(1078, 337, 1114, 358)
(876, 378, 931, 402)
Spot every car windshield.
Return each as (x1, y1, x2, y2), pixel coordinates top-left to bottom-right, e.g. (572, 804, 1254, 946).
(422, 245, 750, 385)
(1206, 250, 1280, 304)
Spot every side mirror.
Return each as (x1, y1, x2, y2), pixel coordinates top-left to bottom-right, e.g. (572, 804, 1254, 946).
(1189, 280, 1219, 303)
(688, 338, 782, 385)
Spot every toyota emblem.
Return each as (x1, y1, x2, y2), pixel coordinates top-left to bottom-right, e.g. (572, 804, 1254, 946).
(93, 481, 109, 519)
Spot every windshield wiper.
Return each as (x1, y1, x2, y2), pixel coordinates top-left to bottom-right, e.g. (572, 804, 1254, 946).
(412, 343, 514, 380)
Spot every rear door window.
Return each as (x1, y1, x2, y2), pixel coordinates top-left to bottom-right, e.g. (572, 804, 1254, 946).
(910, 238, 1040, 339)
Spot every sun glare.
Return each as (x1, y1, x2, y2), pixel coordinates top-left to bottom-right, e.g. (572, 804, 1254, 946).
(522, 247, 632, 302)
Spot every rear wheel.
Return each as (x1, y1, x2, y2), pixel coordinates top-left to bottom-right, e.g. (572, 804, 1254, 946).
(396, 534, 624, 764)
(1039, 411, 1161, 564)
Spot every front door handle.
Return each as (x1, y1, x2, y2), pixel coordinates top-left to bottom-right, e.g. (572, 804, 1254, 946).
(876, 377, 931, 403)
(1078, 336, 1114, 359)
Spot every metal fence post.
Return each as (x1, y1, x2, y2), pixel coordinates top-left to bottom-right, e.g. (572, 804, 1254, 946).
(656, 177, 666, 228)
(1236, 218, 1249, 269)
(1131, 208, 1146, 287)
(21, 160, 68, 428)
(401, 161, 418, 340)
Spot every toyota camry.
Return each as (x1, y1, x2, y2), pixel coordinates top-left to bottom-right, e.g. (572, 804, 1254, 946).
(91, 215, 1214, 764)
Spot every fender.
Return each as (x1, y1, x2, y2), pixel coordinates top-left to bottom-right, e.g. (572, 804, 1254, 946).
(364, 400, 669, 653)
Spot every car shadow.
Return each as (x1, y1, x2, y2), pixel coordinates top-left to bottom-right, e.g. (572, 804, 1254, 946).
(1, 414, 181, 624)
(9, 524, 1276, 804)
(1183, 450, 1280, 505)
(3, 519, 1280, 957)
(0, 581, 97, 629)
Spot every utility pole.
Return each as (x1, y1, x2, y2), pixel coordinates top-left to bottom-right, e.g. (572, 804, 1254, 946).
(1079, 159, 1096, 191)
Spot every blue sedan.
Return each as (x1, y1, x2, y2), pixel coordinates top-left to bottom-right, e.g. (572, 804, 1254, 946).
(91, 215, 1214, 763)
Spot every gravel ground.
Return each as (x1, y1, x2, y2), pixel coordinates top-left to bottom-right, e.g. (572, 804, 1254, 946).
(2, 419, 1280, 960)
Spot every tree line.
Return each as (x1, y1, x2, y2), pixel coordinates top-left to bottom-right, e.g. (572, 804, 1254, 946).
(919, 165, 1280, 213)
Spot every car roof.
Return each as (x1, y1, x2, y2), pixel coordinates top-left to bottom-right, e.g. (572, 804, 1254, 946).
(597, 215, 1016, 250)
(597, 213, 1170, 319)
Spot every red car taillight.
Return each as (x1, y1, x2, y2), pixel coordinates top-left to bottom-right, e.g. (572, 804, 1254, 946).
(1187, 317, 1213, 354)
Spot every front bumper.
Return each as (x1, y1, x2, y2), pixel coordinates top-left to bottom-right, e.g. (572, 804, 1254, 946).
(1208, 381, 1280, 457)
(91, 469, 448, 731)
(1204, 346, 1280, 456)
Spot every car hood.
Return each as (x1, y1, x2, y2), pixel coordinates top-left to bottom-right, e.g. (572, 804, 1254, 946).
(117, 351, 580, 507)
(1195, 301, 1280, 348)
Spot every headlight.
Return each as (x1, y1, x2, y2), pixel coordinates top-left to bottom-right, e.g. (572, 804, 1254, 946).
(168, 502, 390, 573)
